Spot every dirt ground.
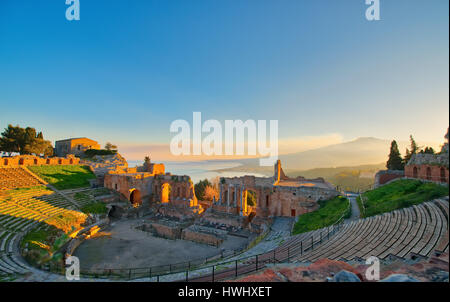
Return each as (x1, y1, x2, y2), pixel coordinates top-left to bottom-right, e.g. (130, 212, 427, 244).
(73, 218, 250, 270)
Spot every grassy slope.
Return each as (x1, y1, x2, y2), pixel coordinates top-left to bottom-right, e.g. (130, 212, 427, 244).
(80, 201, 108, 214)
(357, 179, 449, 218)
(28, 165, 95, 190)
(292, 196, 350, 235)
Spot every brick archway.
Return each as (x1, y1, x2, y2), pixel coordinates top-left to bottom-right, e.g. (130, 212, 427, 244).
(161, 183, 171, 203)
(129, 189, 142, 206)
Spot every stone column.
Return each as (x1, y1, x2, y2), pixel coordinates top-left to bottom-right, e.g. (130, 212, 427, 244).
(219, 183, 223, 205)
(227, 185, 232, 213)
(240, 186, 244, 216)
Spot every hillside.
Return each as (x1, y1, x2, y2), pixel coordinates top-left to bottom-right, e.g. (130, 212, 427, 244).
(357, 179, 449, 217)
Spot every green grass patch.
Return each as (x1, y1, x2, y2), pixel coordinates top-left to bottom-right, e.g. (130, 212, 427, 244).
(21, 225, 70, 267)
(80, 201, 108, 214)
(292, 196, 350, 235)
(28, 165, 95, 190)
(359, 179, 448, 218)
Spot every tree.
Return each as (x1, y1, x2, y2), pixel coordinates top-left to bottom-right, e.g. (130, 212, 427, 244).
(194, 179, 211, 200)
(420, 147, 435, 154)
(386, 140, 404, 170)
(143, 156, 151, 171)
(105, 142, 117, 151)
(0, 124, 53, 155)
(403, 135, 420, 164)
(246, 190, 257, 206)
(203, 185, 219, 202)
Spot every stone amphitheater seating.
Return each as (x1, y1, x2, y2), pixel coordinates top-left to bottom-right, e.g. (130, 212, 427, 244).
(271, 198, 449, 263)
(0, 186, 88, 276)
(0, 167, 43, 190)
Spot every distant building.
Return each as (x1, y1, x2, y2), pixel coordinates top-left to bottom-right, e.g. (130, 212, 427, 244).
(404, 128, 449, 184)
(55, 137, 101, 157)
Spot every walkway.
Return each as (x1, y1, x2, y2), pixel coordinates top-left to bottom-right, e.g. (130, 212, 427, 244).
(346, 194, 361, 222)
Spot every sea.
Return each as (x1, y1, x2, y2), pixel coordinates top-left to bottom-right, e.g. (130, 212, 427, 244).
(127, 159, 266, 183)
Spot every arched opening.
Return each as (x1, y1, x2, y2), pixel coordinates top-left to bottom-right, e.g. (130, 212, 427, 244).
(413, 167, 418, 178)
(58, 159, 62, 164)
(224, 190, 228, 203)
(129, 189, 142, 206)
(177, 187, 181, 198)
(266, 195, 269, 208)
(69, 159, 73, 164)
(34, 159, 38, 165)
(291, 209, 296, 217)
(426, 167, 432, 180)
(46, 159, 50, 164)
(440, 167, 446, 183)
(108, 205, 124, 219)
(3, 159, 8, 166)
(161, 183, 171, 203)
(19, 158, 24, 165)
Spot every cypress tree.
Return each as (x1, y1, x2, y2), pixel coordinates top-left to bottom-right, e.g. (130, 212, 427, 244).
(387, 140, 404, 170)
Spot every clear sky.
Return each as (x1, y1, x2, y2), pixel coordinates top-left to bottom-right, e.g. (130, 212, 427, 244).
(0, 0, 448, 160)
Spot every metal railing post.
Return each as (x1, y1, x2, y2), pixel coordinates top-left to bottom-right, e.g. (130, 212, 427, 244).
(311, 236, 314, 251)
(235, 260, 238, 277)
(300, 241, 303, 255)
(256, 255, 258, 270)
(212, 266, 215, 282)
(186, 270, 188, 282)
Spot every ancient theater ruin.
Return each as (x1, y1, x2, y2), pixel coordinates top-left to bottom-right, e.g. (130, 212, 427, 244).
(215, 160, 339, 218)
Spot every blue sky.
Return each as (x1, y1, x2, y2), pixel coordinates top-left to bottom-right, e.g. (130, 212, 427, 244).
(0, 0, 448, 159)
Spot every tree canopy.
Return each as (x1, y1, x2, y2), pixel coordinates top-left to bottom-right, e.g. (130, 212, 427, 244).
(105, 142, 117, 151)
(403, 135, 420, 165)
(0, 124, 53, 156)
(386, 140, 404, 170)
(194, 179, 212, 200)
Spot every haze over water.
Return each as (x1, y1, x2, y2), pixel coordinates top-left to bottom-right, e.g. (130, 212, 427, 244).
(127, 160, 267, 183)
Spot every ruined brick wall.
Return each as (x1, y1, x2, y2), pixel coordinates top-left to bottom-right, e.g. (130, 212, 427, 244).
(1, 154, 79, 167)
(374, 170, 404, 187)
(405, 164, 449, 184)
(104, 172, 155, 202)
(181, 226, 226, 246)
(144, 221, 182, 240)
(152, 174, 197, 206)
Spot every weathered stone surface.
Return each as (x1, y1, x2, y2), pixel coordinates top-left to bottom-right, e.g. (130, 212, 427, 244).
(379, 274, 419, 282)
(332, 270, 361, 282)
(232, 253, 450, 282)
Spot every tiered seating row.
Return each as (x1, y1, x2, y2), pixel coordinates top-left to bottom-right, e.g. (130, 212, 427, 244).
(0, 186, 89, 276)
(0, 168, 42, 190)
(277, 199, 450, 262)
